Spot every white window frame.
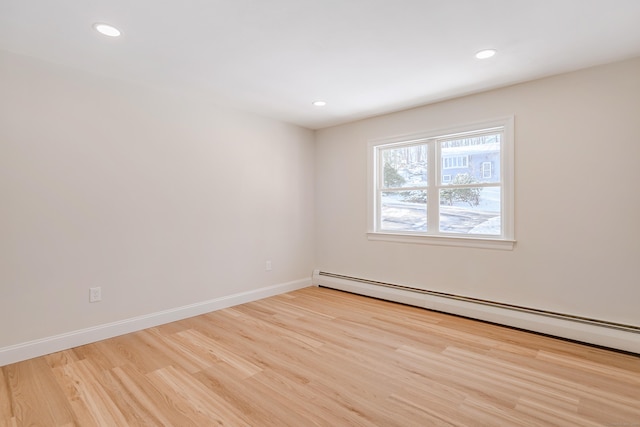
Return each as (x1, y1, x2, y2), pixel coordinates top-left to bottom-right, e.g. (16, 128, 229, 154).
(367, 116, 515, 250)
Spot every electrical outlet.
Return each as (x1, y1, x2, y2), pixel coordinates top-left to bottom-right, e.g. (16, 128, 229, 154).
(266, 260, 272, 271)
(89, 286, 102, 303)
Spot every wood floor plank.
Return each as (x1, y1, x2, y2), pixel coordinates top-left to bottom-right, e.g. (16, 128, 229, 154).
(147, 365, 252, 426)
(99, 365, 179, 426)
(0, 368, 16, 427)
(4, 358, 78, 426)
(194, 363, 300, 427)
(113, 363, 203, 426)
(51, 358, 129, 426)
(1, 286, 639, 426)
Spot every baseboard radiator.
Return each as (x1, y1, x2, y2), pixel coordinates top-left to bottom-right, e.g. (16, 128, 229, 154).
(312, 270, 640, 354)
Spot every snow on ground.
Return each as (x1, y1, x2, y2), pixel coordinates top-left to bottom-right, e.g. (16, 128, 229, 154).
(381, 187, 501, 235)
(468, 216, 501, 235)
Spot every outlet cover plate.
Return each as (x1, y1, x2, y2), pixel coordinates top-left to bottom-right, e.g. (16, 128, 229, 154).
(89, 286, 102, 303)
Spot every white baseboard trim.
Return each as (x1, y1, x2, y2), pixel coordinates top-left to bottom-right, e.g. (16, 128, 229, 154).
(0, 278, 311, 367)
(312, 271, 639, 354)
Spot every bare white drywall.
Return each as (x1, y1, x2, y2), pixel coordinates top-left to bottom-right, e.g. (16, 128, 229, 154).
(0, 50, 315, 348)
(315, 57, 640, 329)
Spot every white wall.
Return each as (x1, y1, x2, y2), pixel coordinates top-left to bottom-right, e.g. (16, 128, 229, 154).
(315, 57, 640, 329)
(0, 50, 315, 349)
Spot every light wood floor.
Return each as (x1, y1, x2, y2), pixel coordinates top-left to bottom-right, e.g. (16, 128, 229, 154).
(1, 287, 639, 426)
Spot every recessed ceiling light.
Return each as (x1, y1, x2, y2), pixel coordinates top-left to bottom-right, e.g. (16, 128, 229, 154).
(93, 23, 121, 37)
(475, 49, 496, 59)
(312, 100, 327, 107)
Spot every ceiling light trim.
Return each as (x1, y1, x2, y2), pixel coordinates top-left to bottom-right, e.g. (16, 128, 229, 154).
(475, 49, 497, 59)
(93, 23, 122, 37)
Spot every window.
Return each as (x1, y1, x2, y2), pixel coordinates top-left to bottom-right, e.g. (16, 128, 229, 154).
(368, 117, 514, 249)
(442, 155, 468, 169)
(482, 161, 492, 179)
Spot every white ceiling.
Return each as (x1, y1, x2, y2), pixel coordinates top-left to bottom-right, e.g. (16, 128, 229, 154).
(1, 0, 640, 129)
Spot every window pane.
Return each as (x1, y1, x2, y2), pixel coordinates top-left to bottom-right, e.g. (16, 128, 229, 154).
(440, 133, 500, 184)
(439, 187, 501, 235)
(381, 145, 427, 188)
(380, 191, 427, 231)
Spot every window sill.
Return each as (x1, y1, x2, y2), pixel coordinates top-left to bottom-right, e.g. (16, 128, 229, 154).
(367, 232, 515, 250)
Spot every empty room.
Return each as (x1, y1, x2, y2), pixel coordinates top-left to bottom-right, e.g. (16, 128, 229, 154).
(1, 0, 639, 426)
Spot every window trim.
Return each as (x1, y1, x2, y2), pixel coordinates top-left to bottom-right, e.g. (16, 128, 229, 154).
(367, 116, 515, 250)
